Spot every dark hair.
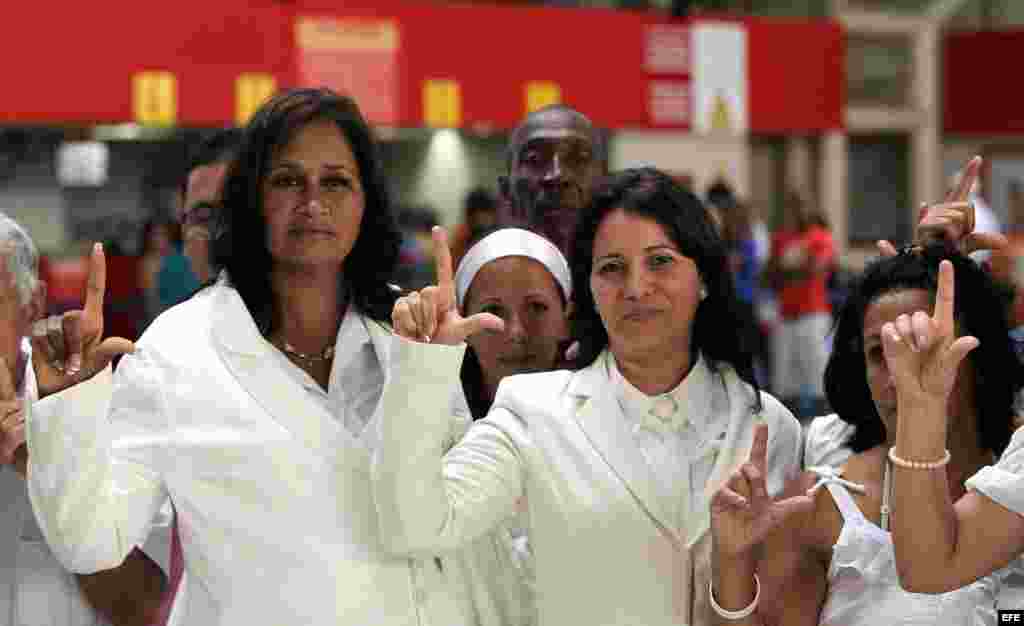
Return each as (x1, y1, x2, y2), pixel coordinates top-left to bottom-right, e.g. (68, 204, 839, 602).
(825, 245, 1021, 455)
(705, 178, 737, 212)
(179, 128, 243, 197)
(464, 187, 497, 217)
(506, 104, 607, 172)
(212, 87, 401, 332)
(569, 167, 762, 410)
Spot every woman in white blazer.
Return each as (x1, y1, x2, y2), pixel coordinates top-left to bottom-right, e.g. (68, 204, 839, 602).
(375, 168, 803, 626)
(24, 88, 497, 625)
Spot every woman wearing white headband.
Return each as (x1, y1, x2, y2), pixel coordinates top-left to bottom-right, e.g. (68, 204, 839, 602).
(453, 227, 572, 421)
(439, 227, 572, 626)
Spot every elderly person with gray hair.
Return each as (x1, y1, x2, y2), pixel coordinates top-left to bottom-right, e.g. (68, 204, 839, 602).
(0, 213, 169, 626)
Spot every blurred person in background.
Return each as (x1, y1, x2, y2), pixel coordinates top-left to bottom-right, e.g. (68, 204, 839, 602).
(394, 205, 440, 291)
(763, 190, 835, 419)
(450, 187, 499, 270)
(715, 192, 768, 389)
(137, 219, 194, 330)
(0, 213, 168, 626)
(100, 236, 145, 344)
(175, 129, 242, 286)
(497, 104, 606, 255)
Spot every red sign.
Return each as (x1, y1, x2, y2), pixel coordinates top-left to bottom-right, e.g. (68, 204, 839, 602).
(643, 23, 693, 130)
(295, 16, 401, 126)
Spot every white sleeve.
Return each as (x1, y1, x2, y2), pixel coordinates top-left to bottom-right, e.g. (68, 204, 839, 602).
(373, 338, 524, 556)
(966, 425, 1024, 517)
(26, 349, 170, 574)
(803, 413, 855, 470)
(762, 393, 803, 497)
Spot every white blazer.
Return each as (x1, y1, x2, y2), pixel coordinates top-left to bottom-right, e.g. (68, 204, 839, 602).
(25, 283, 487, 626)
(374, 339, 803, 626)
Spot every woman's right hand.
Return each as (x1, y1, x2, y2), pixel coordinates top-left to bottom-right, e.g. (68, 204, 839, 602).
(711, 423, 814, 561)
(391, 227, 504, 345)
(878, 157, 1007, 257)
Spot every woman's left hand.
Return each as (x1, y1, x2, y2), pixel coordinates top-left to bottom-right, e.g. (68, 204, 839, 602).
(881, 260, 979, 405)
(391, 227, 504, 345)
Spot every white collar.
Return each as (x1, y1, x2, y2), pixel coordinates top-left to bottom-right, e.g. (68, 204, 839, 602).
(333, 305, 374, 363)
(607, 351, 713, 436)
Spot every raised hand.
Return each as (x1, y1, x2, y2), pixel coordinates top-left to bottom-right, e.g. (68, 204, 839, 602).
(878, 157, 1007, 257)
(881, 260, 978, 404)
(32, 243, 135, 397)
(711, 423, 814, 560)
(391, 227, 504, 345)
(0, 357, 26, 473)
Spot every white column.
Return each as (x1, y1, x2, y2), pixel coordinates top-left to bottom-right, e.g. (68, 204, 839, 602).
(912, 25, 943, 218)
(785, 135, 816, 207)
(821, 131, 849, 255)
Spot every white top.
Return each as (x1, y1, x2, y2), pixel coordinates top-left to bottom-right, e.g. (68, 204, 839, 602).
(967, 425, 1024, 517)
(803, 413, 855, 469)
(608, 353, 729, 533)
(818, 475, 1001, 626)
(5, 340, 172, 626)
(267, 305, 384, 443)
(24, 283, 490, 626)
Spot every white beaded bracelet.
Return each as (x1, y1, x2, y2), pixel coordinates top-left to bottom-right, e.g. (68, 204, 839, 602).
(709, 574, 760, 621)
(888, 447, 951, 470)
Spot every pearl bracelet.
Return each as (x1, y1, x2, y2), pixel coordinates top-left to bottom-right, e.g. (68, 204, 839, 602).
(888, 447, 951, 470)
(709, 574, 760, 621)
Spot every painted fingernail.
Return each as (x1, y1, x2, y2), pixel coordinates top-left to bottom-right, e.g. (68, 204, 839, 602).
(423, 335, 431, 343)
(67, 355, 82, 375)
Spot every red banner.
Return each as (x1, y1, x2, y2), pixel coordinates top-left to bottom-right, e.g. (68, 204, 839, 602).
(0, 0, 842, 132)
(945, 30, 1024, 135)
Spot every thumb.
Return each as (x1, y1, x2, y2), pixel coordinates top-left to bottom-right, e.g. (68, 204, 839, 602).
(88, 337, 136, 373)
(61, 311, 86, 375)
(456, 313, 505, 339)
(940, 335, 979, 376)
(768, 494, 815, 525)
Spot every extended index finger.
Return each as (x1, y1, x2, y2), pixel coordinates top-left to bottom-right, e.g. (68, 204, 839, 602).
(431, 227, 455, 308)
(934, 260, 956, 335)
(947, 156, 982, 203)
(749, 422, 769, 472)
(0, 358, 14, 401)
(83, 243, 106, 323)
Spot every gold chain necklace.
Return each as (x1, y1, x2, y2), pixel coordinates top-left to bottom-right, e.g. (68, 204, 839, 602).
(273, 339, 335, 362)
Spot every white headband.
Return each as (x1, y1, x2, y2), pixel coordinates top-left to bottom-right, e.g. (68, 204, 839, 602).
(455, 228, 572, 310)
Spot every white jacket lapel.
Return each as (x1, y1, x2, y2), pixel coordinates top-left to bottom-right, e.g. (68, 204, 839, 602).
(686, 369, 757, 548)
(209, 284, 370, 471)
(568, 359, 682, 546)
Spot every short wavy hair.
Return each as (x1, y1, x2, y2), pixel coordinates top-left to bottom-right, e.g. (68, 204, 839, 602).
(825, 245, 1021, 455)
(212, 88, 401, 332)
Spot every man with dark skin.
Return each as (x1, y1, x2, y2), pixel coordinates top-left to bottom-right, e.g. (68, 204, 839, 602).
(498, 104, 606, 255)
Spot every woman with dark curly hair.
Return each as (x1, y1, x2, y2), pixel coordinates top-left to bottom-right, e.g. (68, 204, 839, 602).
(374, 167, 802, 626)
(23, 88, 491, 625)
(710, 245, 1021, 626)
